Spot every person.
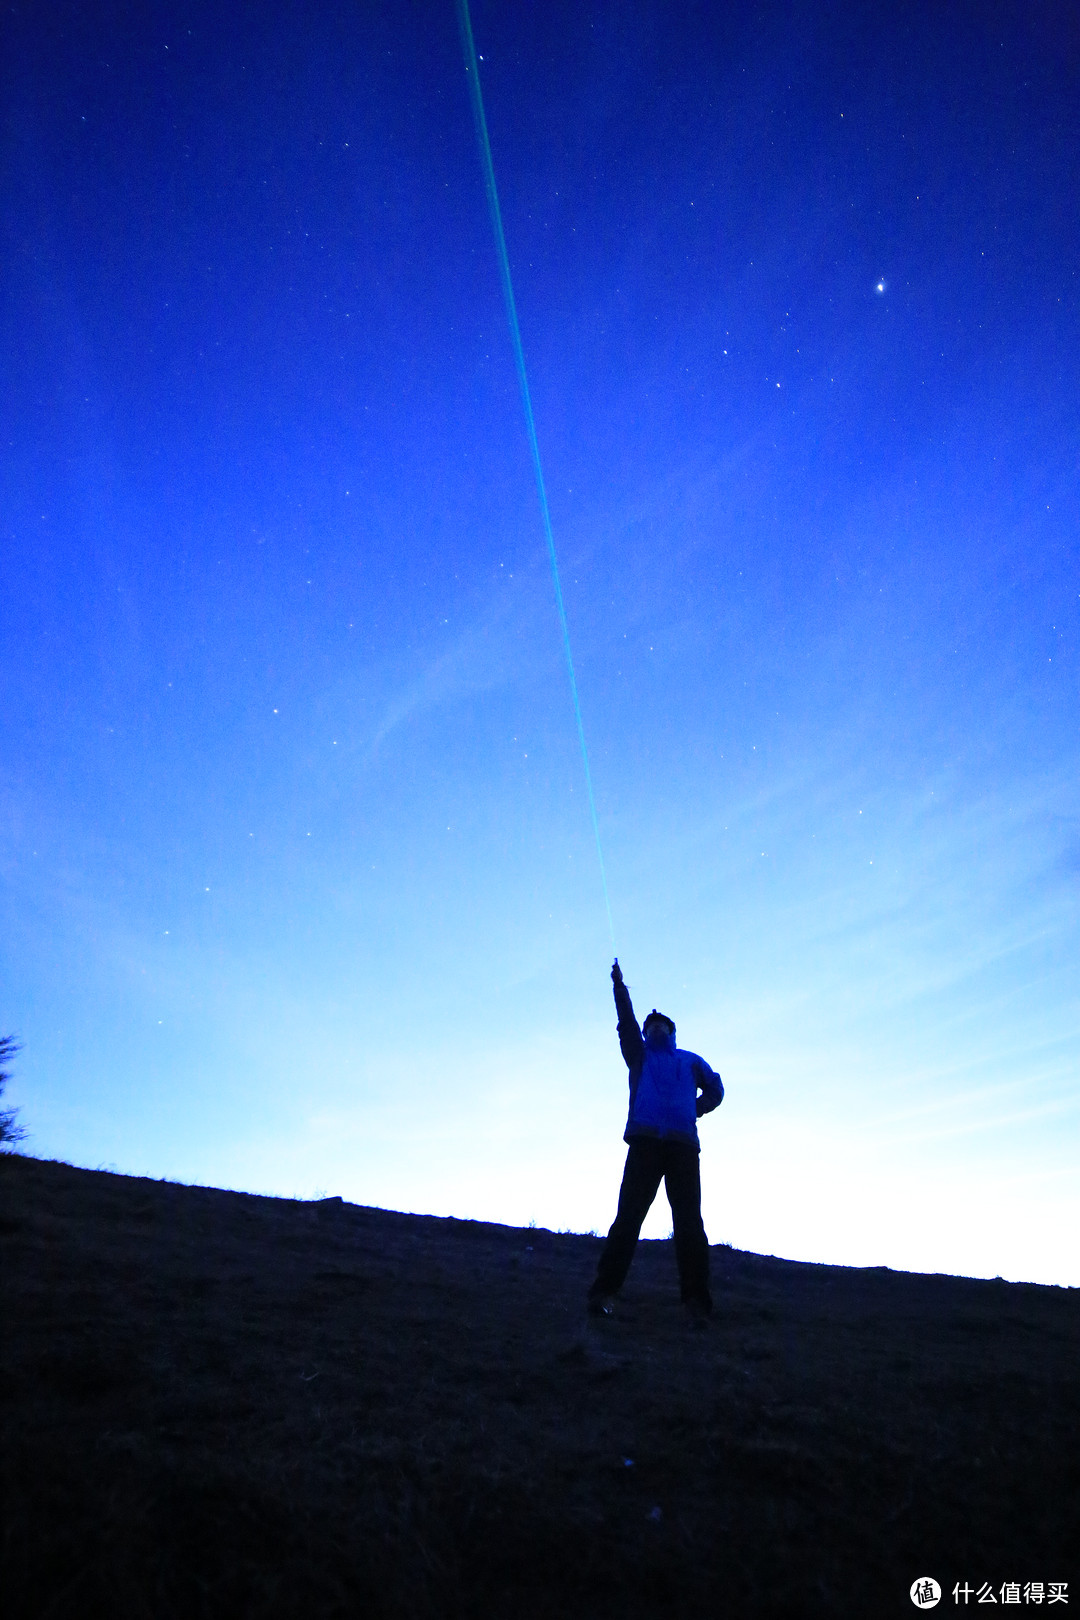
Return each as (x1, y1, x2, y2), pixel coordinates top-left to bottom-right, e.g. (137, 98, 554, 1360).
(588, 959, 723, 1327)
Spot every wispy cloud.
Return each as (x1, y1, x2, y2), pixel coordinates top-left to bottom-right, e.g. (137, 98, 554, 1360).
(367, 572, 554, 755)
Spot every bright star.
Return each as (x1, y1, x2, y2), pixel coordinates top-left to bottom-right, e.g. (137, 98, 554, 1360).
(875, 280, 886, 294)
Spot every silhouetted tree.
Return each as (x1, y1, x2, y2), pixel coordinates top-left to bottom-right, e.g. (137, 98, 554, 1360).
(0, 1035, 25, 1148)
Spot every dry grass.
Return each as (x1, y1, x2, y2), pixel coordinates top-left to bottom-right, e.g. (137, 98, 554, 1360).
(2, 1154, 1077, 1618)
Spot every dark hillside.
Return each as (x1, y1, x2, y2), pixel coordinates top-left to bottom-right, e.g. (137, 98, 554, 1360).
(2, 1156, 1077, 1618)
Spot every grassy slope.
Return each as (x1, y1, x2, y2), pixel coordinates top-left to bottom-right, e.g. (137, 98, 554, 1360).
(2, 1155, 1077, 1619)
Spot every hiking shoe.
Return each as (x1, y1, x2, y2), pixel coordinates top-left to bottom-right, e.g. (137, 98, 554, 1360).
(587, 1294, 616, 1318)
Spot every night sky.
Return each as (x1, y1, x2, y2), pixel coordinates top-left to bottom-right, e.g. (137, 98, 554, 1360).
(3, 1, 1078, 1284)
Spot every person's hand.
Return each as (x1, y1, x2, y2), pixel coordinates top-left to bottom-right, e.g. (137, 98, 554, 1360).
(611, 959, 623, 986)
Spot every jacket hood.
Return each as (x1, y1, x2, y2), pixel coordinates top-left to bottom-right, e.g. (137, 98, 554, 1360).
(644, 1021, 677, 1054)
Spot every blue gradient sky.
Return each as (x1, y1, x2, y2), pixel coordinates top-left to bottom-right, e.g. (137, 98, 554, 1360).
(3, 1, 1078, 1284)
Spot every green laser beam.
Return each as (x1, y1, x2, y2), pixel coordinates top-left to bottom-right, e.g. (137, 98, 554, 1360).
(457, 0, 616, 952)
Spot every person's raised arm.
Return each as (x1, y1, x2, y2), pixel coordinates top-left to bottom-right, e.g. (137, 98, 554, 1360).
(611, 959, 643, 1068)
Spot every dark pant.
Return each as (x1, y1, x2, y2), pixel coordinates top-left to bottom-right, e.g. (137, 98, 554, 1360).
(589, 1137, 711, 1311)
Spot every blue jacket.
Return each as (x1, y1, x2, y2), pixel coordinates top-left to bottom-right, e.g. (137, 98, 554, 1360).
(614, 979, 723, 1150)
